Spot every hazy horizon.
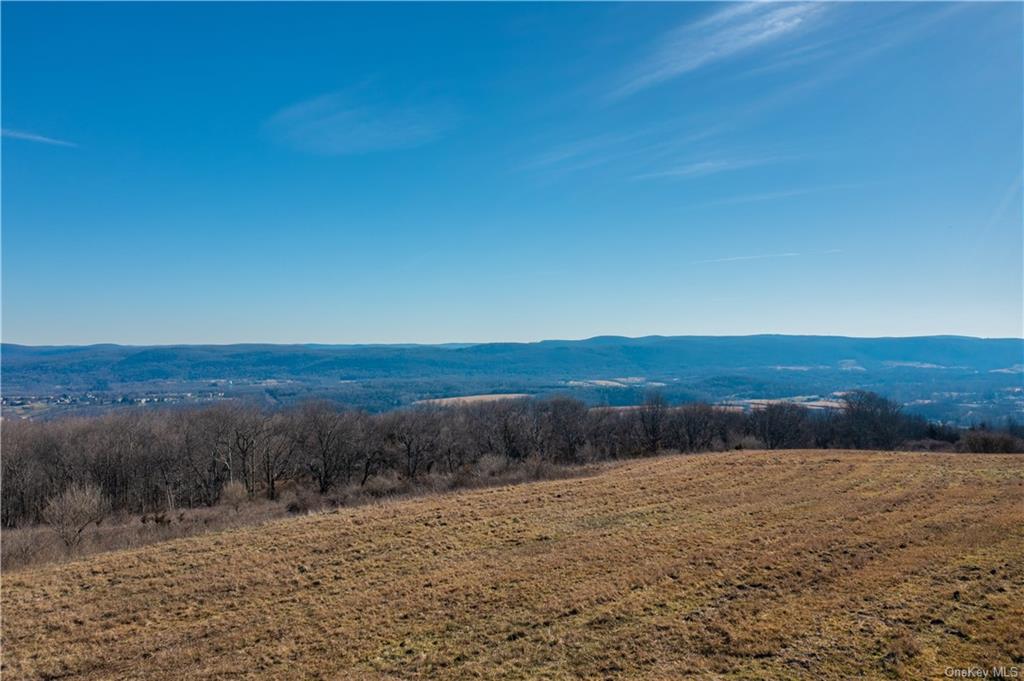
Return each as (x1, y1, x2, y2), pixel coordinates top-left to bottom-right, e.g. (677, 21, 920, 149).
(3, 2, 1022, 345)
(4, 330, 1024, 349)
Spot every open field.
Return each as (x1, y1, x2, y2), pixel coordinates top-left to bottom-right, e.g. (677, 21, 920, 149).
(416, 393, 531, 405)
(3, 450, 1022, 680)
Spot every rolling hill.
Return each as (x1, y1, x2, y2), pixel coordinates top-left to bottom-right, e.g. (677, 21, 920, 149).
(3, 450, 1021, 679)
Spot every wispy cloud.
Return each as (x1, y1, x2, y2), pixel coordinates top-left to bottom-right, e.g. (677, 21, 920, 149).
(691, 249, 841, 265)
(535, 2, 960, 183)
(692, 182, 863, 207)
(692, 252, 801, 265)
(264, 91, 455, 156)
(736, 36, 839, 79)
(610, 3, 827, 99)
(632, 157, 786, 181)
(726, 4, 967, 119)
(522, 122, 729, 180)
(1, 128, 77, 147)
(520, 131, 645, 171)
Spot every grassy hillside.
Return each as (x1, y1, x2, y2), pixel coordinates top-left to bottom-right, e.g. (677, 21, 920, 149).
(4, 450, 1022, 679)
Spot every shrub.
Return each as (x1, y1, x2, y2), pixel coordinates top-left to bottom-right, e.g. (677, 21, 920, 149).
(219, 480, 248, 511)
(475, 454, 507, 479)
(1, 527, 57, 570)
(41, 483, 109, 548)
(450, 464, 477, 489)
(416, 472, 454, 494)
(362, 473, 410, 498)
(279, 486, 321, 514)
(957, 430, 1024, 454)
(734, 436, 764, 451)
(903, 438, 956, 453)
(523, 454, 555, 481)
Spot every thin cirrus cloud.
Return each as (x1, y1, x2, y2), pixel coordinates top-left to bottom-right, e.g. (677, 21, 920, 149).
(1, 128, 77, 147)
(691, 249, 842, 265)
(691, 182, 864, 207)
(632, 157, 787, 181)
(264, 92, 456, 156)
(521, 131, 645, 170)
(522, 120, 735, 182)
(609, 2, 828, 100)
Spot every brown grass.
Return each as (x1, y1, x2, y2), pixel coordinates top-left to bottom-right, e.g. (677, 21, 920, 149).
(1, 459, 594, 573)
(3, 450, 1022, 679)
(1, 500, 292, 572)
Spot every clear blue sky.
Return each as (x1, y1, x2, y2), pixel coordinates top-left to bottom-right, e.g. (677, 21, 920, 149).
(2, 2, 1021, 344)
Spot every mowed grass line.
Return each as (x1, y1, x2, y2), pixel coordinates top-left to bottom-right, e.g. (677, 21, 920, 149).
(3, 450, 1022, 680)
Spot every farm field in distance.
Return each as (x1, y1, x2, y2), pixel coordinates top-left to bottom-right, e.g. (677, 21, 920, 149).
(416, 393, 531, 405)
(3, 450, 1022, 680)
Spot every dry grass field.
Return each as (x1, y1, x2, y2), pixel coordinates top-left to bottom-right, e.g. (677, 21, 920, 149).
(416, 394, 531, 406)
(3, 450, 1022, 680)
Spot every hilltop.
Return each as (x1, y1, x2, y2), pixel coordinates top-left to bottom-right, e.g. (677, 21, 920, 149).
(3, 450, 1022, 679)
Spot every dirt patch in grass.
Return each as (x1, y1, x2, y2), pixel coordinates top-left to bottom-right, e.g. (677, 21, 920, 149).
(3, 450, 1022, 679)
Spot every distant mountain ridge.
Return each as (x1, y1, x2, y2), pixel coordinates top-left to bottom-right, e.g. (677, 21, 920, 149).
(4, 334, 1021, 377)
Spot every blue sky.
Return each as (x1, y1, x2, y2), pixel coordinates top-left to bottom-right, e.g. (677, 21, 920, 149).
(2, 2, 1021, 344)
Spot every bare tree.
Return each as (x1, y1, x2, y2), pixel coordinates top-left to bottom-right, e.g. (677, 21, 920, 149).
(750, 402, 810, 449)
(42, 482, 109, 548)
(437, 409, 473, 474)
(638, 392, 668, 454)
(299, 402, 364, 493)
(385, 407, 441, 479)
(228, 407, 267, 497)
(1, 421, 59, 527)
(537, 397, 587, 464)
(261, 412, 301, 500)
(172, 406, 234, 507)
(584, 408, 639, 459)
(840, 391, 904, 449)
(666, 403, 718, 452)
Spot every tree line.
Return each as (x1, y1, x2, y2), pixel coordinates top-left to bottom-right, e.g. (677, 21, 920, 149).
(3, 390, 1020, 528)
